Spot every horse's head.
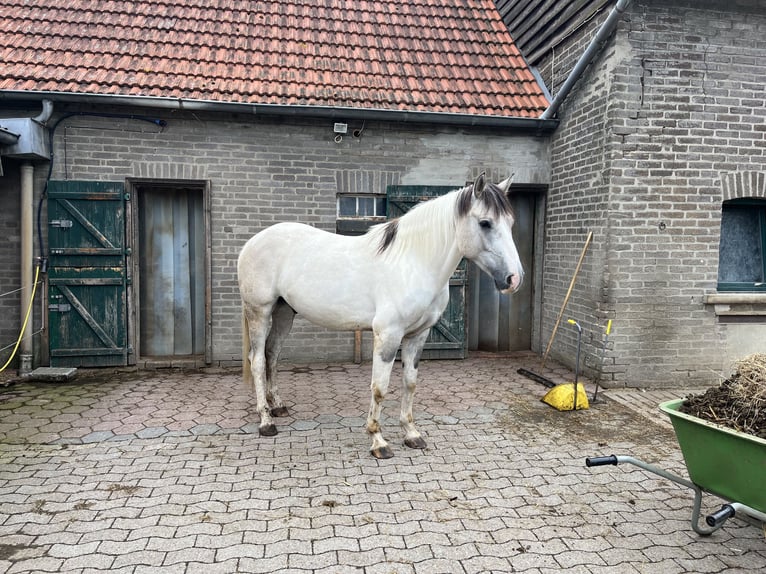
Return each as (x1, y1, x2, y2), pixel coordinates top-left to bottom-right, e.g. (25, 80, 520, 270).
(455, 173, 524, 294)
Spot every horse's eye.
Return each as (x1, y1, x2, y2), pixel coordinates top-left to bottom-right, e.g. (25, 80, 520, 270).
(479, 219, 492, 230)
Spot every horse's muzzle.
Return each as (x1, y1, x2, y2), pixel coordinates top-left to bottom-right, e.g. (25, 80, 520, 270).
(496, 272, 523, 294)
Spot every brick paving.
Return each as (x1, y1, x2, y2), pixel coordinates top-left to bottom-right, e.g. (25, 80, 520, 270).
(0, 352, 764, 573)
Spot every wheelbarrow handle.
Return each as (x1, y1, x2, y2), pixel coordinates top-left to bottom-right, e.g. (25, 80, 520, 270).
(585, 455, 618, 467)
(706, 504, 736, 527)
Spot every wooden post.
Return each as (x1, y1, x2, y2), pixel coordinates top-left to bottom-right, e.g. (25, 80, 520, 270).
(354, 330, 362, 364)
(542, 231, 593, 368)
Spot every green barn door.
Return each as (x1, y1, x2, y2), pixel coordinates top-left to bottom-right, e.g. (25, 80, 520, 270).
(387, 185, 467, 359)
(48, 181, 129, 367)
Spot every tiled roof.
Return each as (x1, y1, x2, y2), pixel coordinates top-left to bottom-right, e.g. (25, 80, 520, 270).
(0, 0, 549, 119)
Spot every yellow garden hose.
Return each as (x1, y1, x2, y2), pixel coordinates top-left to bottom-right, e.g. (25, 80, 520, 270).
(0, 265, 41, 373)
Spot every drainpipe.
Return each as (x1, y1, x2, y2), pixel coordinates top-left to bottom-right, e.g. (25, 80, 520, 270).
(540, 0, 632, 120)
(20, 162, 34, 374)
(32, 99, 54, 125)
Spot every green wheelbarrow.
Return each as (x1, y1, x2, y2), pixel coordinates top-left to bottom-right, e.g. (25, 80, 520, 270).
(586, 399, 766, 536)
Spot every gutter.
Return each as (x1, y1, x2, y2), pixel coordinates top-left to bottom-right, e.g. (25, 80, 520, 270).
(0, 125, 20, 146)
(541, 0, 632, 120)
(0, 90, 559, 133)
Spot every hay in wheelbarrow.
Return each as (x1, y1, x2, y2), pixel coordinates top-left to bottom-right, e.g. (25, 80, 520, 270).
(680, 353, 766, 439)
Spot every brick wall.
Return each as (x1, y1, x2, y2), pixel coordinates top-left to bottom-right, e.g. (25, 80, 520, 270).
(0, 163, 23, 369)
(534, 11, 617, 382)
(0, 158, 50, 370)
(540, 0, 766, 387)
(36, 109, 549, 366)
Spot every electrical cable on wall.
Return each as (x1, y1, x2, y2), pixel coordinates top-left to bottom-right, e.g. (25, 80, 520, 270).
(7, 110, 168, 372)
(0, 263, 41, 373)
(37, 112, 167, 261)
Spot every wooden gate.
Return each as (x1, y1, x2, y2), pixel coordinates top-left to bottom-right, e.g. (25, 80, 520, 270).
(47, 181, 129, 367)
(386, 185, 467, 359)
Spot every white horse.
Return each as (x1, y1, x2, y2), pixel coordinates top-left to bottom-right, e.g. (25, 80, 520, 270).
(238, 173, 524, 458)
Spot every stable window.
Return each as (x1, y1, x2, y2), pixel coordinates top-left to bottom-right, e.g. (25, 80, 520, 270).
(336, 194, 387, 235)
(718, 199, 766, 292)
(337, 195, 387, 218)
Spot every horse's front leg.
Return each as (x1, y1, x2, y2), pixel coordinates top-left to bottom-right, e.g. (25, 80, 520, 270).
(366, 329, 402, 459)
(399, 329, 430, 450)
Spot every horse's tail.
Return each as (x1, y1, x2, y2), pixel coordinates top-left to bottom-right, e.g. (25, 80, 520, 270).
(242, 307, 253, 389)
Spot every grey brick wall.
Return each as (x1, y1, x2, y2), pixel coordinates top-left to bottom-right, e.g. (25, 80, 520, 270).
(0, 158, 49, 370)
(538, 0, 766, 387)
(0, 164, 23, 368)
(533, 11, 616, 383)
(34, 109, 549, 366)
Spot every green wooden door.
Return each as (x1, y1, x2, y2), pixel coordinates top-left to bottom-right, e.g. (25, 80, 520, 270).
(387, 185, 467, 359)
(48, 181, 129, 367)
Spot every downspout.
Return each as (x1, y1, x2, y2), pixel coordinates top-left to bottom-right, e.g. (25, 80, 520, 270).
(18, 100, 53, 374)
(20, 163, 34, 374)
(32, 99, 54, 125)
(540, 0, 632, 120)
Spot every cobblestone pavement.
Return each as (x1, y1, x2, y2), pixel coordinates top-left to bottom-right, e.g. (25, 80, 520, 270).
(0, 353, 764, 573)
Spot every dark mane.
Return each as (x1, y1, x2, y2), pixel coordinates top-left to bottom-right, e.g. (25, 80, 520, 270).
(375, 181, 512, 255)
(377, 219, 399, 254)
(455, 182, 514, 219)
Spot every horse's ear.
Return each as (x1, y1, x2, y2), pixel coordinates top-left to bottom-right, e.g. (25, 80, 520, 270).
(473, 172, 486, 198)
(498, 173, 515, 194)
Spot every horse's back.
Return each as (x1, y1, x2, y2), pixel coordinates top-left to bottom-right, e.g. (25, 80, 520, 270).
(239, 222, 352, 265)
(238, 221, 367, 298)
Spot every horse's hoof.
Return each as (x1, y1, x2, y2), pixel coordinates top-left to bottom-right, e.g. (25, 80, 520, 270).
(371, 445, 395, 459)
(404, 436, 427, 449)
(270, 406, 289, 417)
(259, 424, 278, 437)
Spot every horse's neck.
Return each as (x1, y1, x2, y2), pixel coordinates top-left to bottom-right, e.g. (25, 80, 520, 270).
(383, 192, 463, 287)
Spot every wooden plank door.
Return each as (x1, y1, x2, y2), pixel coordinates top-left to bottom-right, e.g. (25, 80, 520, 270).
(47, 181, 129, 367)
(386, 185, 467, 359)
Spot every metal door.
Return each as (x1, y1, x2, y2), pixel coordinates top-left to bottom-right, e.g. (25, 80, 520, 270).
(47, 181, 129, 367)
(136, 186, 206, 357)
(467, 191, 536, 351)
(386, 185, 467, 359)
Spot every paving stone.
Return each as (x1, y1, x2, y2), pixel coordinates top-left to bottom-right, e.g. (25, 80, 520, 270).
(112, 550, 166, 570)
(337, 547, 387, 568)
(80, 430, 115, 443)
(0, 358, 764, 574)
(162, 547, 215, 566)
(364, 563, 415, 574)
(60, 553, 115, 571)
(288, 549, 338, 570)
(291, 420, 320, 431)
(6, 557, 64, 574)
(190, 423, 221, 436)
(135, 427, 168, 439)
(459, 555, 515, 574)
(47, 540, 100, 558)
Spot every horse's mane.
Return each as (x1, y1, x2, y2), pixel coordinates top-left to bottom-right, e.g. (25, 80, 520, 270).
(365, 182, 512, 261)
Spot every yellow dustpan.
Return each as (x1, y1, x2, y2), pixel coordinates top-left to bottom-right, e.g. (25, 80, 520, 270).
(542, 319, 590, 411)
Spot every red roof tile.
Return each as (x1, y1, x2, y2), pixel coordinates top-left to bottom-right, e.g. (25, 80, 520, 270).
(0, 0, 549, 118)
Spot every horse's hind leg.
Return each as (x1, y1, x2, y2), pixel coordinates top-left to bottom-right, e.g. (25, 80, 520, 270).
(400, 328, 430, 450)
(265, 298, 295, 417)
(244, 302, 278, 437)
